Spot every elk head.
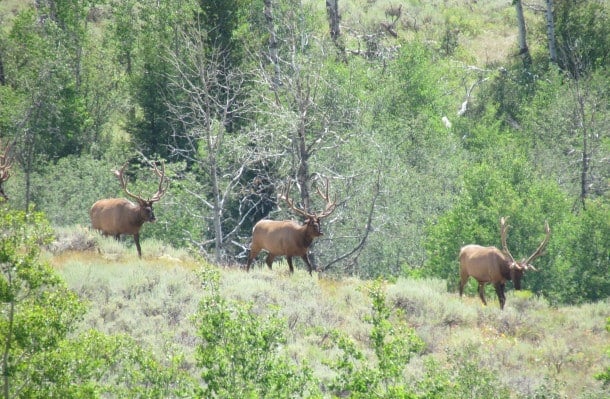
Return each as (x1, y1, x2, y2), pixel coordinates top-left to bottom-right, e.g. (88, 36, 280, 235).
(500, 216, 551, 288)
(0, 141, 13, 200)
(114, 160, 169, 222)
(282, 177, 337, 237)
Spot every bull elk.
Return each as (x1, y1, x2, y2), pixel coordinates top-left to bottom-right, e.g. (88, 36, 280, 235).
(246, 178, 337, 275)
(90, 161, 169, 258)
(459, 217, 550, 309)
(0, 141, 13, 200)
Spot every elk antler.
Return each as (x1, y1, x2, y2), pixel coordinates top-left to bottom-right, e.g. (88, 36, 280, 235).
(114, 162, 141, 202)
(313, 177, 337, 219)
(282, 180, 312, 219)
(523, 221, 551, 269)
(149, 161, 169, 203)
(282, 177, 337, 220)
(0, 141, 12, 183)
(500, 216, 518, 268)
(114, 161, 169, 204)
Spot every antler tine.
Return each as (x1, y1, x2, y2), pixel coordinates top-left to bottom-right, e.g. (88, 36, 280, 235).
(149, 161, 169, 203)
(113, 162, 143, 202)
(315, 177, 337, 218)
(282, 179, 312, 218)
(525, 221, 551, 266)
(500, 216, 517, 265)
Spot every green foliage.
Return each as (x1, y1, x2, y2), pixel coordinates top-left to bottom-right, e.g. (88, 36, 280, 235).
(554, 0, 610, 75)
(28, 155, 122, 226)
(0, 206, 85, 397)
(444, 344, 511, 399)
(19, 329, 194, 399)
(4, 2, 100, 160)
(382, 42, 450, 120)
(424, 158, 571, 294)
(595, 317, 610, 386)
(193, 265, 320, 398)
(544, 200, 610, 305)
(325, 280, 425, 398)
(412, 346, 512, 399)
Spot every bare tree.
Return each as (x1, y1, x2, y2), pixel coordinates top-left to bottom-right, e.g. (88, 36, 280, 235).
(514, 0, 532, 67)
(264, 0, 281, 90)
(256, 2, 378, 272)
(568, 77, 609, 210)
(165, 24, 272, 263)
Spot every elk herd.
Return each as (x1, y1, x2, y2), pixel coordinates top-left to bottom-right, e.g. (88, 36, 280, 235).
(0, 139, 552, 310)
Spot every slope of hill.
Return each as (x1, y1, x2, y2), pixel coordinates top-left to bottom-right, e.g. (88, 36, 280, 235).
(52, 236, 610, 398)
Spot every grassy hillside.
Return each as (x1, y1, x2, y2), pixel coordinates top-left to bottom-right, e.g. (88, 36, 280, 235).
(50, 232, 610, 398)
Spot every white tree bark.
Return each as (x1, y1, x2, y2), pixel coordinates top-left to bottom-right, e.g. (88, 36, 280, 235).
(546, 0, 558, 64)
(514, 0, 532, 66)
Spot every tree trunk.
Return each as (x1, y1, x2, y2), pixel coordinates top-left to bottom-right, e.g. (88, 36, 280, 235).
(325, 0, 341, 42)
(325, 0, 345, 59)
(514, 0, 532, 67)
(577, 84, 589, 211)
(0, 50, 5, 85)
(546, 0, 557, 64)
(296, 118, 311, 211)
(264, 0, 281, 92)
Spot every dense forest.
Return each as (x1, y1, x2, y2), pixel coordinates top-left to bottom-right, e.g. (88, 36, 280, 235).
(0, 0, 609, 397)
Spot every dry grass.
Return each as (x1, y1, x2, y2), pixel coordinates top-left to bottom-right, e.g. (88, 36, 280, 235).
(336, 0, 544, 66)
(50, 241, 610, 398)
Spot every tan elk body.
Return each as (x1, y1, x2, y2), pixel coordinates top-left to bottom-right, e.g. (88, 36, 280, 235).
(459, 217, 550, 309)
(90, 161, 168, 258)
(246, 179, 336, 275)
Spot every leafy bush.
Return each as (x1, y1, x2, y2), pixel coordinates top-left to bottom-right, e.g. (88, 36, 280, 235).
(0, 206, 85, 397)
(324, 280, 425, 397)
(595, 318, 610, 386)
(542, 199, 610, 305)
(29, 154, 121, 227)
(192, 266, 321, 398)
(20, 330, 194, 399)
(0, 205, 193, 398)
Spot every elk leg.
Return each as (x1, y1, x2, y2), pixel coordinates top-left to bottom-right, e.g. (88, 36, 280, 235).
(459, 275, 469, 297)
(134, 233, 142, 258)
(477, 282, 487, 306)
(265, 254, 275, 270)
(287, 257, 294, 273)
(301, 255, 314, 276)
(494, 283, 506, 310)
(246, 248, 260, 272)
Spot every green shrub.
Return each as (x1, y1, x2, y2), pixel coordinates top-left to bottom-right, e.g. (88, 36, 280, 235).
(595, 317, 610, 386)
(324, 280, 425, 398)
(192, 265, 321, 398)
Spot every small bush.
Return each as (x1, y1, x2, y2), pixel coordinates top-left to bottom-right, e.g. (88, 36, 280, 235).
(48, 225, 97, 253)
